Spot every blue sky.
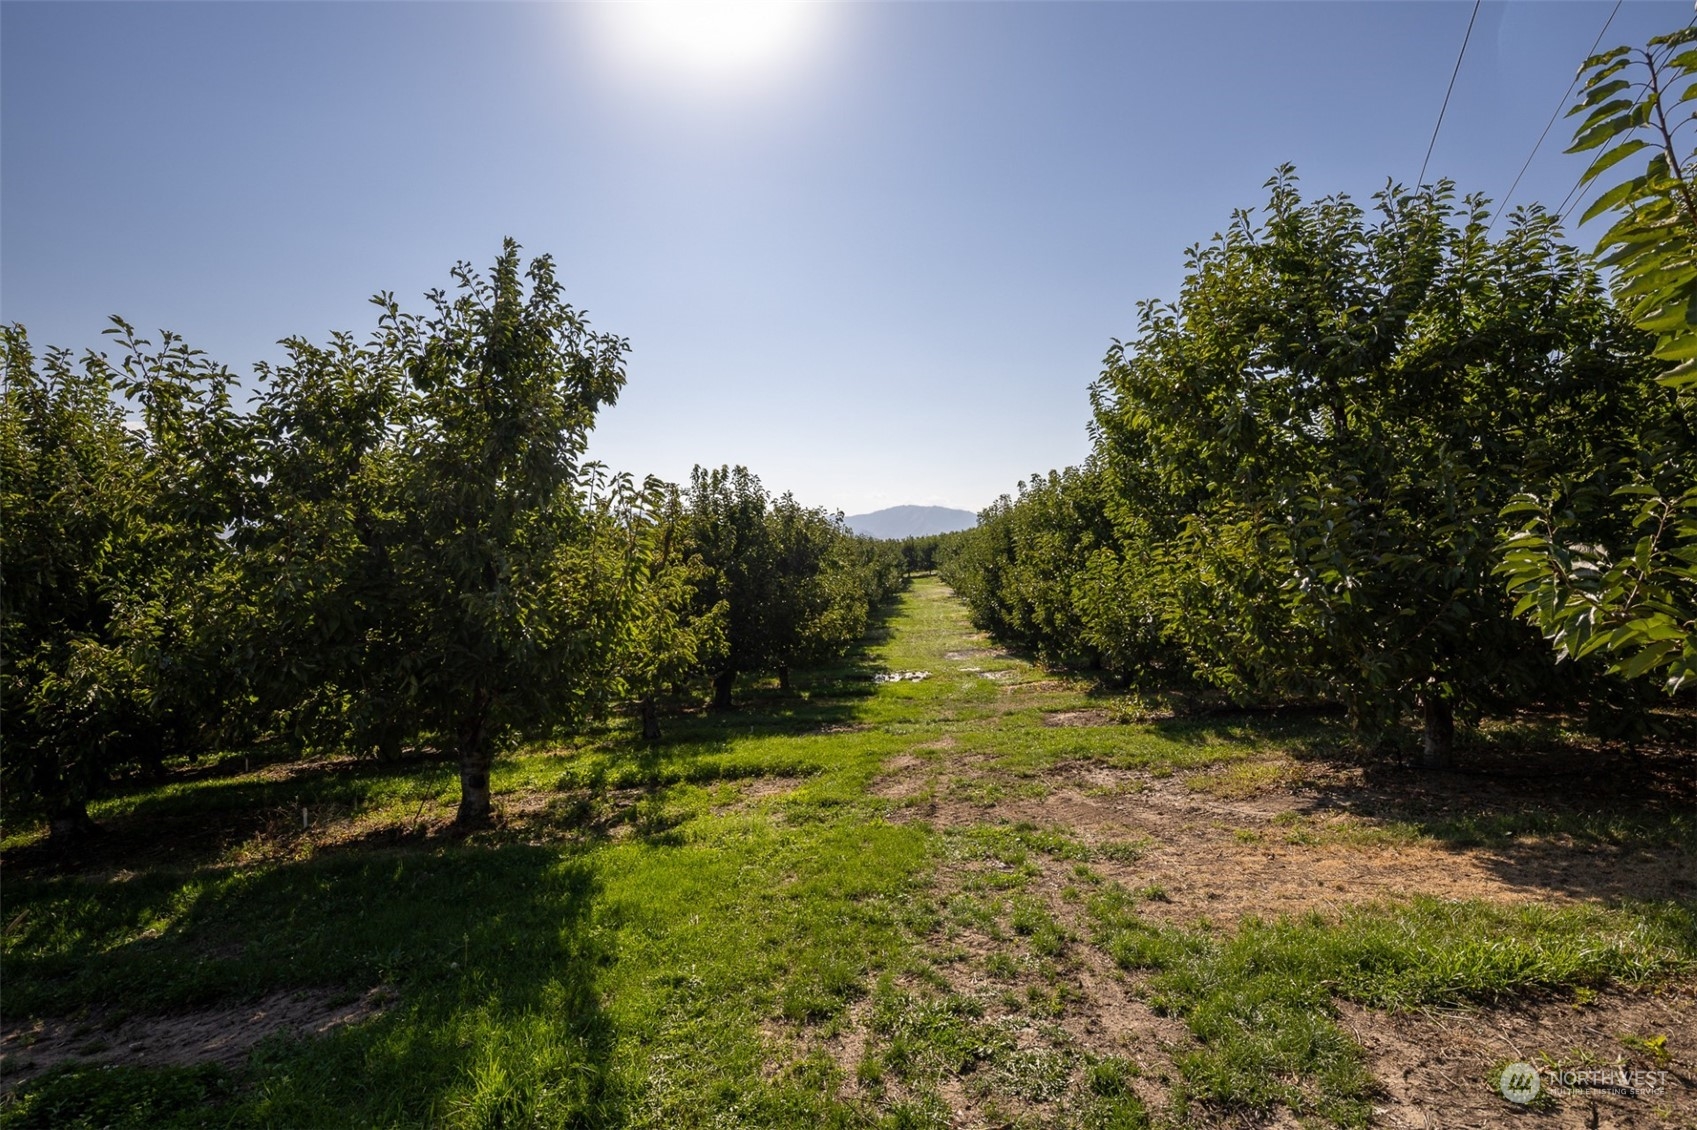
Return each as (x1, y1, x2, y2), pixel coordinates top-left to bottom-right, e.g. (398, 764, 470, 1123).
(3, 1, 1686, 515)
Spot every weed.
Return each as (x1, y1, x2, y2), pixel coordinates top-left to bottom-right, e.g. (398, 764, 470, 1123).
(1621, 1032, 1672, 1066)
(1094, 839, 1148, 865)
(1010, 897, 1068, 957)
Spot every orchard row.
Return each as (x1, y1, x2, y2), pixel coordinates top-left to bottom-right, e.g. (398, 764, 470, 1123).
(3, 244, 904, 842)
(938, 29, 1697, 760)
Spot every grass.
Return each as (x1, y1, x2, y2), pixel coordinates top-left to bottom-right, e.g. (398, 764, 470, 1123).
(1087, 891, 1697, 1127)
(3, 577, 1692, 1128)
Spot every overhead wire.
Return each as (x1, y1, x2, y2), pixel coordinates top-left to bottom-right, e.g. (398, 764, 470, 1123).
(1556, 11, 1697, 228)
(1418, 0, 1483, 189)
(1487, 0, 1622, 235)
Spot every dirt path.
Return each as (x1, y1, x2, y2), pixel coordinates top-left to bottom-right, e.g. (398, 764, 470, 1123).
(841, 578, 1697, 1128)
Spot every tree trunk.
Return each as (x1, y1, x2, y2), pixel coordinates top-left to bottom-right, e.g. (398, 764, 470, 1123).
(48, 798, 100, 848)
(712, 669, 736, 711)
(455, 693, 496, 825)
(640, 696, 661, 742)
(1420, 691, 1454, 770)
(778, 664, 792, 693)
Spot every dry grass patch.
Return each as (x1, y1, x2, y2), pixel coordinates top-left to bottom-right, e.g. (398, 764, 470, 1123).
(1183, 757, 1306, 800)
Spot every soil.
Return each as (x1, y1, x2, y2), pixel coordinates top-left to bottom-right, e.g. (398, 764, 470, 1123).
(871, 753, 1697, 921)
(0, 987, 392, 1089)
(1341, 987, 1697, 1129)
(714, 775, 810, 816)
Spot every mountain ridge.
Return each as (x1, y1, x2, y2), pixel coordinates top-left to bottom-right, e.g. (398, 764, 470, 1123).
(843, 505, 977, 539)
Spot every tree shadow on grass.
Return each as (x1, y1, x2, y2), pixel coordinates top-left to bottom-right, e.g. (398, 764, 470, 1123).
(1094, 707, 1697, 904)
(2, 754, 461, 878)
(1264, 724, 1697, 905)
(3, 843, 624, 1127)
(1143, 710, 1354, 753)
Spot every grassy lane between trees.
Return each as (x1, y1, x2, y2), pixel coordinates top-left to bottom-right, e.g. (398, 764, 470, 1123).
(3, 578, 1694, 1128)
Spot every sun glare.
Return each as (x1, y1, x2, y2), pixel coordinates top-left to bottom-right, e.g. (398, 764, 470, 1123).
(597, 2, 825, 82)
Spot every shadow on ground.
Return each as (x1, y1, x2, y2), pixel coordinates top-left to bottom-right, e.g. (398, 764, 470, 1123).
(3, 843, 621, 1127)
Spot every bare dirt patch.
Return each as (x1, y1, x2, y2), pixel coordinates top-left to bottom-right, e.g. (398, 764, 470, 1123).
(708, 776, 811, 817)
(0, 987, 393, 1088)
(876, 756, 1695, 923)
(1341, 985, 1697, 1128)
(1043, 710, 1116, 728)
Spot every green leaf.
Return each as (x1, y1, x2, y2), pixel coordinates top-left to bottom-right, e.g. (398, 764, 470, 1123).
(1576, 98, 1635, 133)
(1580, 176, 1651, 224)
(1616, 639, 1681, 680)
(1651, 333, 1697, 362)
(1581, 138, 1648, 184)
(1656, 358, 1697, 388)
(1578, 47, 1631, 78)
(1567, 116, 1633, 154)
(1576, 77, 1632, 107)
(1636, 304, 1697, 333)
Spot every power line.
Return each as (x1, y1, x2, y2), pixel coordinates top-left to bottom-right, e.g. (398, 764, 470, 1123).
(1553, 163, 1591, 226)
(1418, 0, 1483, 189)
(1489, 0, 1622, 235)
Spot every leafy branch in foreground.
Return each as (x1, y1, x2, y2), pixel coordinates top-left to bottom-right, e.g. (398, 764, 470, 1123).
(1566, 26, 1697, 384)
(1500, 24, 1697, 692)
(1501, 488, 1697, 691)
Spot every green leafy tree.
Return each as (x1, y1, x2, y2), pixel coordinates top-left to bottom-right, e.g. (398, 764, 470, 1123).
(680, 466, 895, 706)
(1, 322, 254, 842)
(616, 480, 727, 740)
(242, 325, 410, 758)
(1088, 170, 1663, 763)
(103, 319, 260, 765)
(385, 242, 630, 823)
(2, 329, 149, 841)
(682, 465, 778, 709)
(842, 534, 908, 620)
(941, 465, 1119, 669)
(895, 533, 956, 573)
(1500, 25, 1697, 691)
(766, 493, 872, 691)
(242, 245, 632, 819)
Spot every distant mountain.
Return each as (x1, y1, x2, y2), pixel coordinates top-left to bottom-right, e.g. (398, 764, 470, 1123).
(844, 505, 978, 539)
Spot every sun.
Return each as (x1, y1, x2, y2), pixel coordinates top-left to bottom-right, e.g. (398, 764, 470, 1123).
(596, 2, 826, 81)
